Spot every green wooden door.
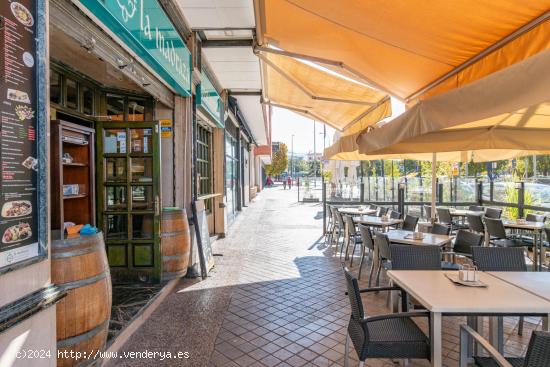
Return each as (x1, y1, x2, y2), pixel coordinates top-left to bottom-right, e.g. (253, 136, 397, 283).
(96, 121, 161, 282)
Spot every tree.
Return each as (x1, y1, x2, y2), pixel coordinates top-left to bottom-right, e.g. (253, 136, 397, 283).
(265, 143, 288, 177)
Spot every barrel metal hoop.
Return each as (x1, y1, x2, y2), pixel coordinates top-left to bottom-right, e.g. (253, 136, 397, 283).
(57, 319, 109, 349)
(51, 234, 102, 248)
(160, 231, 186, 238)
(52, 243, 103, 259)
(56, 272, 108, 292)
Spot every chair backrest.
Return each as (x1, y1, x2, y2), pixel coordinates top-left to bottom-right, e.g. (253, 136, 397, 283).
(330, 207, 340, 227)
(484, 218, 507, 239)
(334, 208, 345, 227)
(390, 210, 402, 220)
(526, 213, 546, 223)
(343, 266, 365, 320)
(468, 205, 484, 212)
(390, 244, 442, 270)
(471, 246, 527, 271)
(523, 331, 550, 367)
(453, 230, 483, 255)
(378, 207, 388, 216)
(431, 223, 451, 235)
(374, 232, 391, 260)
(358, 224, 374, 251)
(369, 204, 378, 210)
(467, 214, 485, 234)
(437, 208, 452, 224)
(402, 215, 419, 231)
(344, 215, 357, 236)
(485, 207, 502, 219)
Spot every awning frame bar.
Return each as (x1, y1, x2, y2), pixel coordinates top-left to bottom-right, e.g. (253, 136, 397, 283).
(264, 100, 343, 131)
(341, 95, 391, 131)
(406, 10, 550, 102)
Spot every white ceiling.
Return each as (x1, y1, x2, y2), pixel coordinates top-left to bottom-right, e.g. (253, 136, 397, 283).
(203, 47, 261, 90)
(178, 0, 268, 147)
(178, 0, 255, 28)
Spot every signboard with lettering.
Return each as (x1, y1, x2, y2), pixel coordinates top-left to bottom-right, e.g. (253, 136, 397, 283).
(76, 0, 192, 96)
(160, 119, 172, 138)
(197, 72, 224, 128)
(0, 0, 41, 269)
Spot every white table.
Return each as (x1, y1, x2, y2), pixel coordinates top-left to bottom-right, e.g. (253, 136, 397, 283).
(386, 229, 453, 247)
(449, 209, 484, 218)
(338, 207, 377, 216)
(355, 215, 403, 231)
(502, 220, 546, 271)
(487, 272, 550, 302)
(387, 270, 550, 367)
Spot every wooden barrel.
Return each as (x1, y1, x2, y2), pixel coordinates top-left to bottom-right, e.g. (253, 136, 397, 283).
(51, 232, 112, 367)
(161, 208, 191, 282)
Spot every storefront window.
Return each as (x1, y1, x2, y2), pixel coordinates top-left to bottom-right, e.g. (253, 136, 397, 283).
(82, 86, 94, 115)
(106, 94, 125, 121)
(128, 98, 146, 121)
(197, 124, 213, 211)
(66, 78, 78, 110)
(50, 70, 62, 105)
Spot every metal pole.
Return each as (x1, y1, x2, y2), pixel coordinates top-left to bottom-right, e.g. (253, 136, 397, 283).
(431, 153, 437, 222)
(291, 134, 294, 177)
(313, 120, 317, 187)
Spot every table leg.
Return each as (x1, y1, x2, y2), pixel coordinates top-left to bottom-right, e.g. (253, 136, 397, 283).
(533, 232, 539, 272)
(430, 312, 442, 367)
(489, 317, 504, 353)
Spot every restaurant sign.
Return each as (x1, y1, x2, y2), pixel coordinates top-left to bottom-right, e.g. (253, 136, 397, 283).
(76, 0, 192, 96)
(197, 72, 224, 128)
(0, 0, 41, 269)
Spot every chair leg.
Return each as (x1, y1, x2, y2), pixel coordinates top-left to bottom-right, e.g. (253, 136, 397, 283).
(357, 245, 366, 279)
(340, 235, 348, 260)
(518, 316, 524, 336)
(344, 333, 349, 367)
(368, 258, 375, 287)
(376, 260, 383, 286)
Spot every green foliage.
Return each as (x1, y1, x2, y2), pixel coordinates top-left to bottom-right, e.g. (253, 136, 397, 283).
(321, 169, 333, 182)
(265, 143, 289, 177)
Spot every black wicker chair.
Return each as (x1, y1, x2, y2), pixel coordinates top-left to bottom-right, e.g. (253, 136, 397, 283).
(471, 246, 527, 335)
(330, 207, 346, 251)
(485, 207, 503, 219)
(442, 230, 483, 270)
(343, 215, 362, 262)
(526, 213, 546, 223)
(485, 218, 528, 248)
(460, 325, 550, 367)
(357, 224, 375, 283)
(343, 267, 431, 367)
(325, 205, 334, 242)
(467, 214, 485, 235)
(389, 210, 402, 220)
(431, 223, 451, 235)
(369, 204, 378, 210)
(437, 207, 467, 232)
(390, 244, 441, 270)
(378, 207, 388, 217)
(374, 232, 392, 286)
(402, 215, 419, 231)
(424, 204, 434, 221)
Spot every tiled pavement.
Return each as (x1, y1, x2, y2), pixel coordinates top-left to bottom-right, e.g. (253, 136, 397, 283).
(114, 185, 543, 367)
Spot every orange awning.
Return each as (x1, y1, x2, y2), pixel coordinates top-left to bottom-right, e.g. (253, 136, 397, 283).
(257, 0, 550, 102)
(259, 50, 391, 131)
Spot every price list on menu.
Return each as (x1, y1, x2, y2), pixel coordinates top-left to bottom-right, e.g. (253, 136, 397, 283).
(0, 0, 39, 268)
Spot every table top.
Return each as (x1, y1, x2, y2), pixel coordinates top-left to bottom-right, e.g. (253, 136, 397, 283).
(502, 220, 546, 231)
(338, 207, 377, 216)
(386, 229, 453, 247)
(487, 272, 550, 302)
(449, 209, 484, 217)
(387, 270, 550, 314)
(355, 215, 403, 227)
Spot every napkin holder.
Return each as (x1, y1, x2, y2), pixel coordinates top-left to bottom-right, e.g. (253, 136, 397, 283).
(412, 231, 424, 240)
(458, 265, 479, 282)
(381, 215, 389, 222)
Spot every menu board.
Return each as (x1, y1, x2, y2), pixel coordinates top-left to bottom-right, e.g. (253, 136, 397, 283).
(0, 0, 39, 268)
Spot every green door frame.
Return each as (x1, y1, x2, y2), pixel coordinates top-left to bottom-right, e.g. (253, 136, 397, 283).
(96, 121, 162, 282)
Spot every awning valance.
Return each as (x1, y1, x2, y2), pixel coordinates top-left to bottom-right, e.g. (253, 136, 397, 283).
(257, 0, 550, 102)
(357, 48, 550, 156)
(259, 49, 391, 131)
